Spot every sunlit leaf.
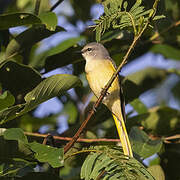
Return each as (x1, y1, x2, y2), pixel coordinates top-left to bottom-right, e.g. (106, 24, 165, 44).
(39, 12, 57, 31)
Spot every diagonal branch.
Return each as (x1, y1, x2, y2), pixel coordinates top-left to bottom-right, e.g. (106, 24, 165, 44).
(34, 0, 41, 15)
(50, 0, 64, 12)
(64, 0, 159, 154)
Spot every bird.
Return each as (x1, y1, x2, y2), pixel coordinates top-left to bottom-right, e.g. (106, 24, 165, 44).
(81, 42, 133, 157)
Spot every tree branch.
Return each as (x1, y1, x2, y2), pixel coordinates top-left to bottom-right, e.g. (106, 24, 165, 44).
(24, 131, 121, 143)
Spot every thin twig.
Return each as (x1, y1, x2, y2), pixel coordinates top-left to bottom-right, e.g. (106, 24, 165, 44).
(50, 0, 63, 12)
(63, 0, 159, 154)
(24, 131, 121, 143)
(34, 0, 41, 15)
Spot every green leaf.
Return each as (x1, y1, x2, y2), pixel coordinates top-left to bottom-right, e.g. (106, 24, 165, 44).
(0, 104, 25, 124)
(46, 36, 84, 57)
(62, 101, 78, 124)
(32, 36, 84, 70)
(123, 67, 168, 103)
(39, 12, 57, 31)
(44, 45, 82, 72)
(0, 74, 82, 124)
(150, 44, 180, 61)
(128, 106, 180, 136)
(147, 165, 165, 180)
(130, 98, 148, 114)
(29, 142, 64, 168)
(23, 74, 82, 112)
(80, 146, 155, 180)
(0, 91, 15, 111)
(5, 25, 63, 59)
(0, 61, 42, 95)
(129, 127, 163, 158)
(0, 13, 41, 30)
(4, 128, 28, 143)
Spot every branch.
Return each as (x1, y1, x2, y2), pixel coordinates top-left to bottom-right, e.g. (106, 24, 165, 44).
(50, 0, 64, 12)
(24, 131, 120, 143)
(163, 134, 180, 144)
(34, 0, 41, 15)
(63, 0, 159, 154)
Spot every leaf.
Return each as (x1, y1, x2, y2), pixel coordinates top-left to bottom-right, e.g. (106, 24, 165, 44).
(0, 158, 36, 177)
(129, 127, 163, 158)
(123, 67, 168, 103)
(46, 36, 84, 57)
(0, 104, 25, 124)
(0, 61, 42, 95)
(147, 165, 165, 180)
(80, 146, 155, 180)
(5, 25, 64, 59)
(29, 142, 64, 168)
(81, 153, 100, 179)
(39, 36, 84, 71)
(44, 45, 82, 72)
(23, 74, 82, 112)
(130, 98, 148, 114)
(0, 13, 41, 30)
(62, 101, 78, 124)
(39, 12, 57, 31)
(0, 74, 82, 124)
(4, 128, 28, 143)
(0, 91, 15, 111)
(151, 44, 180, 61)
(128, 106, 180, 136)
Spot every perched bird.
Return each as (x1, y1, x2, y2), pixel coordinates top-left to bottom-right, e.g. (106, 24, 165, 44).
(81, 42, 133, 157)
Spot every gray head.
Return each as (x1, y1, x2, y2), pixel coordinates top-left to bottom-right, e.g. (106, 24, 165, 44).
(81, 42, 110, 61)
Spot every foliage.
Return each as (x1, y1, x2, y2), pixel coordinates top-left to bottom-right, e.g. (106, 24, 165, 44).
(80, 146, 154, 180)
(0, 0, 180, 179)
(94, 0, 164, 41)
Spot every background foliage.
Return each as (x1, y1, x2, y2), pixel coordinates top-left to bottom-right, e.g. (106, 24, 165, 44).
(0, 0, 180, 179)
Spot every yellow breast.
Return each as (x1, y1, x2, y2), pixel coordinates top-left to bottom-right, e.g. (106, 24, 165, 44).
(85, 59, 123, 119)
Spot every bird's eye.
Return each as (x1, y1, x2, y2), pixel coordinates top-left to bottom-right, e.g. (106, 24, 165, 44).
(87, 48, 92, 51)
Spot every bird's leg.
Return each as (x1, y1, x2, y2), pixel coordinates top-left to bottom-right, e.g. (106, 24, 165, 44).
(101, 87, 110, 97)
(92, 104, 97, 112)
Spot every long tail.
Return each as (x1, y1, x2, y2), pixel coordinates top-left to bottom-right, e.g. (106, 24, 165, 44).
(112, 114, 133, 157)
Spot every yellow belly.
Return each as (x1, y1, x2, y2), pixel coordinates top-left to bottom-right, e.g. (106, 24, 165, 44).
(85, 59, 122, 117)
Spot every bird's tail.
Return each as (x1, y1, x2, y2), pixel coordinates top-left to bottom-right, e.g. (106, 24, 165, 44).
(112, 114, 133, 157)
